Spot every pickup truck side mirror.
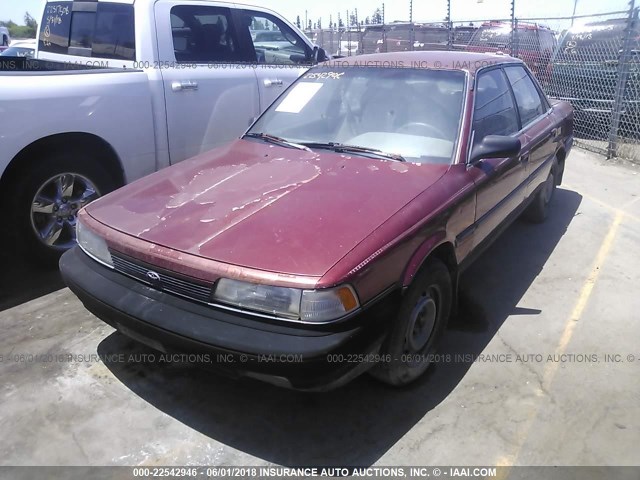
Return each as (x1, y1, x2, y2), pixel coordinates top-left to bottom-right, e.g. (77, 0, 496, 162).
(469, 135, 521, 164)
(312, 46, 328, 64)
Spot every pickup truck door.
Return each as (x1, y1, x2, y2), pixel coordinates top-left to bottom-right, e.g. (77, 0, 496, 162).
(468, 67, 527, 249)
(503, 65, 556, 199)
(231, 8, 312, 112)
(155, 2, 261, 164)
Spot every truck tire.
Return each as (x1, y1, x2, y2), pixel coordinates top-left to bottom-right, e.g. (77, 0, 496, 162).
(9, 152, 119, 267)
(2, 36, 7, 46)
(369, 258, 452, 387)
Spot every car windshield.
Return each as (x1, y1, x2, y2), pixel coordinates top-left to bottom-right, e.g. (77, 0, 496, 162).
(247, 66, 466, 164)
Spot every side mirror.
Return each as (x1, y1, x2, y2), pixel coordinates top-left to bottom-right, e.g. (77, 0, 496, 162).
(312, 46, 328, 64)
(469, 135, 521, 164)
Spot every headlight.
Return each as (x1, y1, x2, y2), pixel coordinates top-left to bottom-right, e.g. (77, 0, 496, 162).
(212, 279, 359, 323)
(76, 220, 113, 268)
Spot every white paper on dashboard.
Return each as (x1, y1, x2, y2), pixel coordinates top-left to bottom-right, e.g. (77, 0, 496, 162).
(275, 82, 324, 114)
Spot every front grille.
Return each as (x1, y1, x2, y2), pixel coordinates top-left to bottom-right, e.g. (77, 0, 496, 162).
(111, 253, 213, 304)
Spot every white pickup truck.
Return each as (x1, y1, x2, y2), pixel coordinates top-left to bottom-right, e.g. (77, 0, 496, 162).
(0, 26, 10, 46)
(0, 0, 326, 264)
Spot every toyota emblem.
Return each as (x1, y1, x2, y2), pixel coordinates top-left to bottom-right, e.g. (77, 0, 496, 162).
(146, 271, 161, 282)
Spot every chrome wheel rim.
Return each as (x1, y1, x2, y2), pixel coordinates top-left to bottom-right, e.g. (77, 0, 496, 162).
(405, 287, 439, 354)
(30, 173, 100, 250)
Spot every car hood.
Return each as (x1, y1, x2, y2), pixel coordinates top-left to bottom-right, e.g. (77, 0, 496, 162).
(87, 139, 448, 276)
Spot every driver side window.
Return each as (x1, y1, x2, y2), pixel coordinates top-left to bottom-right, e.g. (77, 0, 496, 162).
(472, 69, 519, 147)
(240, 11, 309, 65)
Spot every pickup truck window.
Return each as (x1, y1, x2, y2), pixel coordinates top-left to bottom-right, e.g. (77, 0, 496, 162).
(504, 66, 545, 127)
(170, 5, 240, 63)
(473, 68, 519, 144)
(241, 11, 310, 65)
(40, 2, 135, 61)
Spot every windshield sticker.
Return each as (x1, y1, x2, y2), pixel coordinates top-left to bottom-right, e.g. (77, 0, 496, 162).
(304, 71, 345, 80)
(275, 82, 324, 114)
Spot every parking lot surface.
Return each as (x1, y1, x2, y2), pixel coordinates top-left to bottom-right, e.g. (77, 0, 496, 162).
(0, 148, 638, 467)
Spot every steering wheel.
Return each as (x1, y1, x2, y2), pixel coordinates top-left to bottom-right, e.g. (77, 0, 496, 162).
(397, 122, 448, 139)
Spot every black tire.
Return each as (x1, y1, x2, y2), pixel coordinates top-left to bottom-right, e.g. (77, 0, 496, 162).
(8, 151, 119, 267)
(369, 258, 452, 387)
(524, 163, 557, 224)
(2, 36, 7, 47)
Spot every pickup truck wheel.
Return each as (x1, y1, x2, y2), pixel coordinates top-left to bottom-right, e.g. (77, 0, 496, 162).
(369, 258, 452, 387)
(524, 165, 556, 224)
(10, 154, 117, 266)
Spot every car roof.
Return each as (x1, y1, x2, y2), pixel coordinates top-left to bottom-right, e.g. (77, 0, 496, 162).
(323, 51, 522, 74)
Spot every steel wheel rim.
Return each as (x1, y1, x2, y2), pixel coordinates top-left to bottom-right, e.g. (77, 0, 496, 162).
(30, 173, 100, 250)
(544, 172, 555, 205)
(405, 287, 439, 354)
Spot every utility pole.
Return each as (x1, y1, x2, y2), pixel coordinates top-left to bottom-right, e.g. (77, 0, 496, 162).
(571, 0, 578, 26)
(447, 0, 452, 49)
(382, 3, 385, 24)
(305, 10, 308, 31)
(409, 0, 414, 50)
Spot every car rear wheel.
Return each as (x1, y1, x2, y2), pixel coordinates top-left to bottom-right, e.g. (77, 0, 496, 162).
(524, 164, 557, 224)
(9, 152, 118, 267)
(369, 258, 452, 387)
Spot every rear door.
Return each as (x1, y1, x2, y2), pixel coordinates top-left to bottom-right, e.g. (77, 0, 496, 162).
(503, 65, 555, 198)
(231, 7, 313, 112)
(155, 1, 260, 164)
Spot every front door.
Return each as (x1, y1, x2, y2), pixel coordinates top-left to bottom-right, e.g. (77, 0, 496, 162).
(155, 1, 260, 164)
(468, 67, 527, 248)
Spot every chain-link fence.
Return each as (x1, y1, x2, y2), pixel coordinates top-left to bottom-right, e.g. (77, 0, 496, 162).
(306, 6, 640, 163)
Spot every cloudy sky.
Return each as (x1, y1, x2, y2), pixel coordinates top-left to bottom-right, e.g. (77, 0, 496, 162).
(1, 0, 632, 29)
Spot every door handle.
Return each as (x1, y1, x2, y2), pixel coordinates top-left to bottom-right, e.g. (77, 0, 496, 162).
(263, 79, 283, 87)
(171, 80, 199, 92)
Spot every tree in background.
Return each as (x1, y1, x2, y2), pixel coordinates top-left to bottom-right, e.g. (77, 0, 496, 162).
(372, 8, 383, 24)
(317, 18, 322, 29)
(296, 15, 301, 29)
(307, 19, 312, 31)
(0, 12, 38, 38)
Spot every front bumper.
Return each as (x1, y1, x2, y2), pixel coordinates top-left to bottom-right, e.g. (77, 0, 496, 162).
(60, 247, 395, 390)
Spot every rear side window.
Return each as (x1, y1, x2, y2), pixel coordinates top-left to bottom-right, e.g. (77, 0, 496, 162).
(504, 66, 545, 126)
(40, 1, 135, 60)
(473, 68, 519, 144)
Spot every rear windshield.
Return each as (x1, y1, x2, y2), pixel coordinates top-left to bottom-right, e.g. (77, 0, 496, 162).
(555, 21, 636, 63)
(414, 28, 449, 44)
(40, 1, 135, 61)
(470, 26, 539, 49)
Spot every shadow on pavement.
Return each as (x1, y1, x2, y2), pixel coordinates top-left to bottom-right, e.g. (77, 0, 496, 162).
(0, 246, 64, 312)
(98, 188, 582, 467)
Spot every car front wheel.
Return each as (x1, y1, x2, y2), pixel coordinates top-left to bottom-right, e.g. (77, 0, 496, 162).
(370, 258, 452, 387)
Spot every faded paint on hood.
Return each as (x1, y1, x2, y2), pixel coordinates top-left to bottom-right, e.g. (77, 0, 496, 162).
(87, 139, 448, 276)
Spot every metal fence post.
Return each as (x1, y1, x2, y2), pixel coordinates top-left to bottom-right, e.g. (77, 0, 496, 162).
(513, 18, 519, 58)
(607, 5, 638, 158)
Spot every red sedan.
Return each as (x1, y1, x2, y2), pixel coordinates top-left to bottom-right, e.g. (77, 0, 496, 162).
(61, 51, 573, 390)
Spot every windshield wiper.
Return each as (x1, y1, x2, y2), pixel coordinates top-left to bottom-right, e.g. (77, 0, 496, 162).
(244, 132, 310, 151)
(301, 142, 406, 162)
